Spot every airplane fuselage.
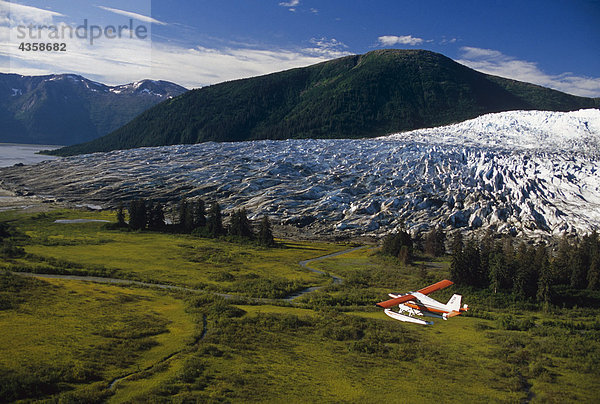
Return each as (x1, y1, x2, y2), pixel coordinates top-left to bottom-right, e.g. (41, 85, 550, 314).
(389, 292, 466, 320)
(377, 280, 468, 325)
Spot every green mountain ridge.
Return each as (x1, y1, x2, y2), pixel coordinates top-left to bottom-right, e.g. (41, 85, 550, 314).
(51, 49, 600, 156)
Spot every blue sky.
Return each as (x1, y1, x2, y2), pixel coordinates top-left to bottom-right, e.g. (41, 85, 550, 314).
(1, 0, 599, 96)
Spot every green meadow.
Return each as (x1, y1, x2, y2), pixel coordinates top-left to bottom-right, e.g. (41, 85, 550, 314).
(0, 209, 342, 297)
(0, 273, 195, 403)
(1, 209, 599, 403)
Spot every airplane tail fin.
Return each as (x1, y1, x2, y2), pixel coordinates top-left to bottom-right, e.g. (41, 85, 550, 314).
(447, 294, 462, 311)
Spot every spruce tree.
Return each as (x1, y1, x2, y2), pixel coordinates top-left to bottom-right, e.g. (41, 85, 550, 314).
(128, 199, 147, 230)
(381, 233, 399, 257)
(138, 199, 148, 230)
(449, 232, 466, 285)
(228, 210, 241, 237)
(0, 221, 11, 241)
(207, 202, 224, 237)
(148, 202, 165, 230)
(586, 232, 600, 290)
(239, 208, 253, 238)
(179, 199, 189, 230)
(569, 247, 587, 289)
(531, 244, 547, 296)
(424, 226, 445, 256)
(185, 203, 195, 232)
(128, 200, 137, 229)
(501, 238, 516, 291)
(381, 230, 413, 261)
(463, 238, 481, 287)
(552, 235, 572, 285)
(194, 199, 206, 228)
(479, 232, 494, 287)
(514, 243, 539, 300)
(116, 204, 126, 227)
(228, 209, 254, 239)
(146, 200, 155, 229)
(258, 216, 275, 247)
(588, 254, 600, 290)
(398, 245, 411, 265)
(488, 249, 506, 294)
(537, 259, 553, 310)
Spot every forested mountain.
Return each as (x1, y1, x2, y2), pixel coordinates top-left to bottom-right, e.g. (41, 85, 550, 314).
(0, 73, 187, 145)
(50, 49, 599, 156)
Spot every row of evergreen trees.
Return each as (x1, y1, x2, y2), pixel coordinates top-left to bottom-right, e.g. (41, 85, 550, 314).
(449, 232, 600, 305)
(116, 198, 274, 246)
(380, 226, 446, 265)
(380, 226, 599, 305)
(122, 200, 166, 231)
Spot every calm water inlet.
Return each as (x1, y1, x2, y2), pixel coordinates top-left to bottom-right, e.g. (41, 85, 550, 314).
(0, 144, 61, 168)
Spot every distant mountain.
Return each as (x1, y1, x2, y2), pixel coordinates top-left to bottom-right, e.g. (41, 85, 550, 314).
(51, 49, 599, 156)
(0, 73, 187, 145)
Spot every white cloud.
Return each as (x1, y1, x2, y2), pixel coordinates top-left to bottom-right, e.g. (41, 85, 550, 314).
(279, 0, 300, 7)
(0, 0, 64, 24)
(97, 6, 167, 25)
(279, 0, 299, 11)
(303, 37, 351, 59)
(440, 37, 457, 45)
(148, 44, 336, 88)
(457, 46, 600, 98)
(3, 24, 152, 84)
(2, 26, 344, 89)
(378, 35, 426, 46)
(0, 2, 346, 90)
(1, 1, 344, 89)
(2, 2, 153, 83)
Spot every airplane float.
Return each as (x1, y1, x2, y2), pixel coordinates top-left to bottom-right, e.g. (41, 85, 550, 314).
(376, 279, 468, 325)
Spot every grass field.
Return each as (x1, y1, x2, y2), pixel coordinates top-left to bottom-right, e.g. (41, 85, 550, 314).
(0, 209, 344, 297)
(302, 247, 600, 402)
(1, 208, 599, 403)
(0, 272, 196, 403)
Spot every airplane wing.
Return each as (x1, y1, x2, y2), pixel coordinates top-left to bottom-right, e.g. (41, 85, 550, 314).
(417, 279, 453, 295)
(375, 294, 415, 309)
(376, 280, 454, 309)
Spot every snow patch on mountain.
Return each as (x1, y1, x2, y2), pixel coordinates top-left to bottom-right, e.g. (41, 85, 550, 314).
(109, 80, 182, 97)
(1, 109, 599, 239)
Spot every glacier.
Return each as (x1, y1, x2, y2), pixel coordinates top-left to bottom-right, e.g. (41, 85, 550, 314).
(1, 109, 599, 238)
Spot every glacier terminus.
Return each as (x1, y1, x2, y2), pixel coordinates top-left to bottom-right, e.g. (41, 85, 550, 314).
(1, 109, 599, 239)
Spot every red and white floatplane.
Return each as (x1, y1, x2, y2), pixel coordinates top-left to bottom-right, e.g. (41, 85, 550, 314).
(376, 279, 469, 325)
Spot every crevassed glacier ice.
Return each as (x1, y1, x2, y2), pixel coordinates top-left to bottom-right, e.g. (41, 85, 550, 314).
(1, 109, 599, 237)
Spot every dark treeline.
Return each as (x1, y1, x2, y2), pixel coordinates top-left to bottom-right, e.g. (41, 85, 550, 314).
(380, 227, 600, 306)
(116, 198, 274, 247)
(450, 232, 600, 306)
